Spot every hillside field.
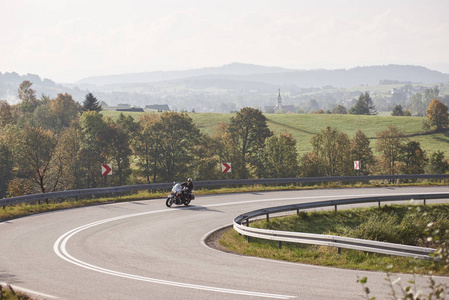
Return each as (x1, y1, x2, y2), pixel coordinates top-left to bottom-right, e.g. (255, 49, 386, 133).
(102, 111, 449, 157)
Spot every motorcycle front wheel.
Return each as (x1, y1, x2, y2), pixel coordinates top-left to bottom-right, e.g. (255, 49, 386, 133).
(166, 197, 174, 207)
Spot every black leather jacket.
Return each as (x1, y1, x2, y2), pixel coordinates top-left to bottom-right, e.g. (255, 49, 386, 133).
(181, 181, 193, 193)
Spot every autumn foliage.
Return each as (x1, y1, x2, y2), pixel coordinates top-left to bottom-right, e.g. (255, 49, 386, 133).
(426, 99, 449, 130)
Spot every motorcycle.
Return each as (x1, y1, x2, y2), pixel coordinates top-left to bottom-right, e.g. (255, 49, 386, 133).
(165, 182, 195, 207)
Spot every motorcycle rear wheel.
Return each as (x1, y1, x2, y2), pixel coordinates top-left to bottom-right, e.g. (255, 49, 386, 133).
(166, 197, 173, 207)
(183, 198, 191, 206)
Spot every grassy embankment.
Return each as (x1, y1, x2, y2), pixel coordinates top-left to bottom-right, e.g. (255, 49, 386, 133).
(0, 286, 30, 300)
(103, 111, 449, 157)
(219, 203, 449, 275)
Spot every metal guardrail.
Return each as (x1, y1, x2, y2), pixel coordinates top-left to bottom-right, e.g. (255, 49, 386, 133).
(233, 193, 449, 260)
(1, 174, 448, 207)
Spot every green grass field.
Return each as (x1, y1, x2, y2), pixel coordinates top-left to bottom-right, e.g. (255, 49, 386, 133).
(102, 111, 449, 157)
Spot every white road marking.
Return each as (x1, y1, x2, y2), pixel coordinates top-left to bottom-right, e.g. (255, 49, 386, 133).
(53, 208, 295, 299)
(53, 191, 448, 299)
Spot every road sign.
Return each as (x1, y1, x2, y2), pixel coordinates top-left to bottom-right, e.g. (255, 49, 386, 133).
(221, 163, 231, 173)
(101, 164, 112, 176)
(354, 161, 361, 170)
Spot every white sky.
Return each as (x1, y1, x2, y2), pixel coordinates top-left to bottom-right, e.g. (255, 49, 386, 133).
(1, 0, 448, 83)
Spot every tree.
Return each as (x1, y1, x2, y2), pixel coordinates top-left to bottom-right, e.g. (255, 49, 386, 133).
(311, 126, 352, 176)
(116, 113, 139, 143)
(0, 141, 13, 198)
(18, 80, 39, 113)
(423, 86, 439, 105)
(82, 92, 102, 112)
(426, 99, 449, 130)
(410, 86, 441, 117)
(332, 105, 347, 114)
(211, 122, 241, 180)
(376, 125, 407, 175)
(133, 113, 162, 182)
(0, 100, 13, 126)
(349, 93, 377, 115)
(411, 92, 426, 116)
(14, 126, 62, 193)
(263, 132, 299, 178)
(105, 119, 132, 185)
(299, 152, 326, 178)
(365, 92, 377, 115)
(228, 107, 271, 178)
(49, 93, 80, 128)
(79, 111, 109, 188)
(155, 112, 201, 181)
(307, 99, 320, 113)
(429, 151, 449, 174)
(391, 104, 404, 116)
(399, 141, 427, 175)
(350, 129, 375, 175)
(55, 125, 84, 190)
(190, 135, 222, 180)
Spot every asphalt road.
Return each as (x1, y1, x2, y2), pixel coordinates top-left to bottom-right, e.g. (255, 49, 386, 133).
(1, 186, 449, 299)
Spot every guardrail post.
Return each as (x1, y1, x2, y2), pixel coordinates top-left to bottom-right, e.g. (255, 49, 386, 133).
(337, 248, 341, 255)
(266, 214, 269, 222)
(243, 218, 251, 242)
(334, 205, 337, 213)
(278, 241, 282, 249)
(378, 201, 381, 208)
(424, 199, 426, 205)
(297, 209, 300, 215)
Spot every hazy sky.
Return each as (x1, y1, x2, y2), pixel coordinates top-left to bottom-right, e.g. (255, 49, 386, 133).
(1, 0, 448, 83)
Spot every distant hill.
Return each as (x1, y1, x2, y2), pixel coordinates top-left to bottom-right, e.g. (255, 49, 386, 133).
(76, 63, 449, 88)
(0, 72, 62, 103)
(2, 63, 449, 112)
(76, 63, 291, 86)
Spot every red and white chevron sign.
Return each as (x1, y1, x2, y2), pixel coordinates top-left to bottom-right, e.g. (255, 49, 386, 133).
(221, 163, 231, 173)
(354, 161, 361, 170)
(101, 164, 112, 176)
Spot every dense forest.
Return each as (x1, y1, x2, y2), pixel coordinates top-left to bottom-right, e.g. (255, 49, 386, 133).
(1, 81, 448, 199)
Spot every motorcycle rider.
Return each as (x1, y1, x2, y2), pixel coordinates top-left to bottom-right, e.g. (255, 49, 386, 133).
(181, 178, 193, 203)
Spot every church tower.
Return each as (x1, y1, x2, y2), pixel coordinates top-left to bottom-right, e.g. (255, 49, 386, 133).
(273, 88, 282, 112)
(277, 88, 282, 110)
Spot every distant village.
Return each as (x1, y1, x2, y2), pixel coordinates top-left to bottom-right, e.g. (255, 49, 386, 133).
(108, 104, 171, 112)
(263, 89, 295, 113)
(110, 90, 292, 114)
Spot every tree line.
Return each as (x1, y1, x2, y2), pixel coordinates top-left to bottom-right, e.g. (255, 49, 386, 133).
(0, 81, 448, 199)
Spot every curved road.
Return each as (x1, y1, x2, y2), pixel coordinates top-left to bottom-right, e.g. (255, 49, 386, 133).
(1, 186, 449, 299)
